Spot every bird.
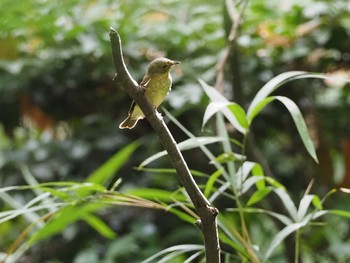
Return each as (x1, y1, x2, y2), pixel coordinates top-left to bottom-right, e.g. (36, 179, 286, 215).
(119, 57, 180, 129)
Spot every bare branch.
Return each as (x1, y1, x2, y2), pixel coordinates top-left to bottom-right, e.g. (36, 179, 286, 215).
(109, 27, 221, 263)
(215, 0, 249, 93)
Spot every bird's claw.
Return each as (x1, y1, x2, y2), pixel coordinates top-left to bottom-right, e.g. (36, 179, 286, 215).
(138, 85, 147, 94)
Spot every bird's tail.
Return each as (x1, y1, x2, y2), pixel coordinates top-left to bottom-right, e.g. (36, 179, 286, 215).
(119, 115, 139, 129)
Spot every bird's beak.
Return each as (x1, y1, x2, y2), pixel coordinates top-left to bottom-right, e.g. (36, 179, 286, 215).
(172, 60, 180, 65)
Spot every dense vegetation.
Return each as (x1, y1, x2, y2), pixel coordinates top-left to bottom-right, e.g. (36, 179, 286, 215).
(1, 0, 350, 262)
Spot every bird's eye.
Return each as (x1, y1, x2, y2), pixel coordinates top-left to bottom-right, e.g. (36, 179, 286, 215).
(162, 64, 168, 69)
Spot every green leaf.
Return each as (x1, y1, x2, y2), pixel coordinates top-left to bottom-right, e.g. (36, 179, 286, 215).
(246, 188, 272, 206)
(241, 176, 265, 195)
(29, 203, 105, 245)
(210, 152, 246, 164)
(265, 177, 286, 190)
(297, 195, 315, 221)
(217, 216, 249, 257)
(274, 96, 318, 163)
(202, 102, 248, 131)
(199, 79, 246, 134)
(228, 207, 293, 226)
(163, 108, 230, 180)
(204, 168, 223, 198)
(218, 230, 249, 258)
(198, 78, 229, 103)
(247, 71, 328, 119)
(83, 214, 116, 239)
(251, 163, 265, 190)
(125, 188, 187, 202)
(87, 141, 140, 185)
(137, 137, 224, 169)
(227, 104, 249, 129)
(141, 244, 204, 263)
(247, 94, 318, 163)
(235, 162, 257, 187)
(247, 97, 275, 123)
(273, 188, 297, 221)
(328, 209, 350, 218)
(311, 195, 322, 210)
(167, 207, 197, 224)
(264, 222, 306, 261)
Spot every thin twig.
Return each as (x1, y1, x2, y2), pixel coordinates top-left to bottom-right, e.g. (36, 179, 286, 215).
(109, 28, 221, 263)
(215, 0, 249, 92)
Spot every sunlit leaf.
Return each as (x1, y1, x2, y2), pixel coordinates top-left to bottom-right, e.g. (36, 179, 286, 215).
(87, 141, 140, 185)
(274, 96, 318, 163)
(247, 71, 328, 119)
(199, 79, 247, 134)
(228, 207, 293, 226)
(247, 95, 318, 163)
(247, 97, 275, 123)
(141, 244, 204, 263)
(137, 137, 224, 169)
(246, 188, 272, 206)
(241, 176, 265, 195)
(209, 152, 246, 164)
(328, 209, 350, 218)
(83, 214, 116, 239)
(265, 177, 286, 190)
(251, 163, 265, 190)
(204, 169, 223, 198)
(264, 222, 305, 261)
(296, 195, 315, 221)
(273, 188, 297, 221)
(167, 207, 197, 224)
(311, 195, 322, 210)
(202, 101, 248, 131)
(28, 203, 105, 246)
(125, 188, 187, 202)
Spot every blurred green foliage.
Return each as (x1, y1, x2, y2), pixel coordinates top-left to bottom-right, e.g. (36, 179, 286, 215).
(1, 0, 350, 262)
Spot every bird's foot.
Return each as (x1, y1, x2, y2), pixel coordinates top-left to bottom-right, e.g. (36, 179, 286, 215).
(138, 85, 147, 94)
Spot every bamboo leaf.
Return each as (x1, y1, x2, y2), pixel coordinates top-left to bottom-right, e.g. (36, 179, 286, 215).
(273, 188, 298, 221)
(137, 137, 224, 169)
(274, 96, 318, 163)
(247, 71, 328, 118)
(204, 169, 223, 198)
(83, 214, 116, 239)
(87, 141, 140, 185)
(297, 195, 315, 221)
(247, 188, 272, 207)
(199, 79, 247, 134)
(264, 222, 305, 261)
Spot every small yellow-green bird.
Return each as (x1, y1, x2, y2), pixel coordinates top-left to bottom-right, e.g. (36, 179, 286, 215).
(119, 57, 180, 129)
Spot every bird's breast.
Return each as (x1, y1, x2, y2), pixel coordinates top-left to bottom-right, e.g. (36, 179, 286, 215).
(145, 73, 172, 107)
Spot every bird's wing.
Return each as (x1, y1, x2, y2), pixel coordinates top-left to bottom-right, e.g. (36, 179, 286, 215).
(140, 74, 151, 88)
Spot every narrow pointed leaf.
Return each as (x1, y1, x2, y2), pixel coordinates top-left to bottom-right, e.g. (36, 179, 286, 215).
(273, 188, 298, 221)
(274, 96, 318, 163)
(199, 79, 246, 134)
(137, 137, 223, 168)
(264, 222, 305, 261)
(247, 71, 327, 118)
(87, 141, 140, 185)
(297, 195, 315, 221)
(204, 169, 223, 198)
(247, 188, 272, 206)
(83, 214, 116, 239)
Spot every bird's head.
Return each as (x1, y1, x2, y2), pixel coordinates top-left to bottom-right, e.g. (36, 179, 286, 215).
(147, 58, 180, 74)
